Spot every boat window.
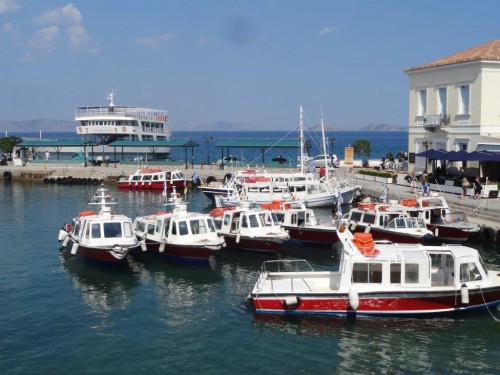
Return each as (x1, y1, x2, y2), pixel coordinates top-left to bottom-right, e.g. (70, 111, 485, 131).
(132, 176, 141, 181)
(123, 222, 133, 237)
(166, 172, 171, 180)
(104, 222, 122, 238)
(352, 263, 382, 283)
(390, 263, 401, 283)
(147, 224, 155, 235)
(386, 220, 396, 229)
(152, 175, 159, 181)
(207, 218, 216, 232)
(156, 220, 162, 233)
(275, 213, 285, 223)
(178, 221, 189, 236)
(190, 219, 207, 234)
(91, 223, 101, 238)
(73, 222, 81, 235)
(164, 219, 170, 236)
(135, 220, 145, 232)
(223, 214, 231, 227)
(460, 262, 482, 282)
(241, 215, 248, 228)
(379, 215, 388, 227)
(171, 221, 177, 235)
(350, 211, 362, 221)
(143, 175, 152, 181)
(395, 218, 406, 228)
(363, 214, 376, 225)
(249, 214, 259, 228)
(405, 263, 419, 283)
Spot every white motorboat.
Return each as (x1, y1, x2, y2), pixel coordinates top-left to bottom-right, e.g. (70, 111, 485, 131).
(58, 184, 140, 263)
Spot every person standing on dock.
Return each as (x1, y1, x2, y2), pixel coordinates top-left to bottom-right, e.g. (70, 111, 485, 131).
(45, 150, 50, 160)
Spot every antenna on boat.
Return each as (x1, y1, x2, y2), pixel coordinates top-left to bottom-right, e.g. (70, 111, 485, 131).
(320, 108, 328, 179)
(106, 89, 116, 107)
(299, 106, 304, 174)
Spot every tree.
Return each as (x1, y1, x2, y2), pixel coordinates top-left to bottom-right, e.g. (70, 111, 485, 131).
(352, 139, 371, 158)
(0, 136, 22, 154)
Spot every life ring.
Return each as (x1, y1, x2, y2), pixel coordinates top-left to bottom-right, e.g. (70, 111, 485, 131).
(122, 127, 126, 132)
(78, 127, 82, 132)
(64, 224, 73, 232)
(481, 227, 496, 243)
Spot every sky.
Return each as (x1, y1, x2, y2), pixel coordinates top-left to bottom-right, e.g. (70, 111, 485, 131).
(1, 0, 500, 131)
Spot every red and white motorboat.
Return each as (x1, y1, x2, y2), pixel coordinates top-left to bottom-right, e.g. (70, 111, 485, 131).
(342, 202, 434, 244)
(209, 202, 290, 253)
(399, 195, 481, 243)
(58, 185, 140, 263)
(117, 168, 187, 190)
(263, 200, 339, 245)
(250, 228, 500, 317)
(133, 196, 225, 263)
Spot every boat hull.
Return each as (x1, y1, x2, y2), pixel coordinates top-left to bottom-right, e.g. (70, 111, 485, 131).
(428, 224, 479, 243)
(117, 180, 187, 190)
(223, 234, 283, 253)
(62, 238, 133, 264)
(284, 226, 339, 244)
(139, 240, 219, 262)
(348, 224, 430, 244)
(252, 287, 500, 316)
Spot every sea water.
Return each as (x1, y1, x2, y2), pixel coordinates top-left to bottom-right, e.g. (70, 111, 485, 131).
(1, 181, 500, 374)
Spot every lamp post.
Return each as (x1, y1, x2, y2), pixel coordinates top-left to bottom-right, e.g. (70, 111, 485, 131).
(328, 137, 336, 156)
(423, 140, 433, 174)
(202, 136, 213, 165)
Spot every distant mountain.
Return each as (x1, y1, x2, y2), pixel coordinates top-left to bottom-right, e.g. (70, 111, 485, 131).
(358, 123, 407, 131)
(0, 118, 74, 132)
(307, 123, 335, 131)
(171, 120, 269, 132)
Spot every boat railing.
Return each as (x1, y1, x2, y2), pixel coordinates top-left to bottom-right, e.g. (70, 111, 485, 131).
(261, 259, 314, 273)
(76, 106, 168, 122)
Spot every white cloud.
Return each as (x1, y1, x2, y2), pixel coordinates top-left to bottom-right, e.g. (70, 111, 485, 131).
(28, 3, 97, 55)
(134, 33, 175, 48)
(318, 25, 337, 37)
(197, 36, 215, 46)
(0, 0, 21, 15)
(27, 25, 61, 54)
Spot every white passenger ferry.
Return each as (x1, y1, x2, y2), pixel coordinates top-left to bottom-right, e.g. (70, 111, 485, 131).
(74, 90, 172, 159)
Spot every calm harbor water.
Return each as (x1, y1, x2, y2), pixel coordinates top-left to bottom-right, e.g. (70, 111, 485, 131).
(2, 180, 500, 374)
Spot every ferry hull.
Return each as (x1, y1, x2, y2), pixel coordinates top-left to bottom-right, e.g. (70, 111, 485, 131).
(139, 240, 219, 262)
(349, 225, 430, 244)
(429, 225, 479, 243)
(252, 288, 500, 316)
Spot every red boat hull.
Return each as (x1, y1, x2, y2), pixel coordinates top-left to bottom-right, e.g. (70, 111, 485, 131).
(117, 181, 187, 190)
(285, 226, 339, 244)
(349, 225, 426, 244)
(428, 225, 477, 243)
(224, 235, 283, 253)
(63, 241, 132, 264)
(252, 287, 500, 316)
(140, 241, 218, 262)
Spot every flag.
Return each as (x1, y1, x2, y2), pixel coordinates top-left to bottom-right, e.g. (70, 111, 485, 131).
(183, 179, 188, 195)
(162, 181, 167, 197)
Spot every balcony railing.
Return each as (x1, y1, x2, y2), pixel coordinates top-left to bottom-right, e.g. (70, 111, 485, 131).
(416, 114, 450, 127)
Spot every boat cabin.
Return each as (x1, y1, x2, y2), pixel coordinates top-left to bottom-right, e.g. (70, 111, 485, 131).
(215, 207, 282, 236)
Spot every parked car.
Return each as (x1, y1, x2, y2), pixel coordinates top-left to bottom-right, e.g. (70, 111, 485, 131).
(312, 154, 340, 168)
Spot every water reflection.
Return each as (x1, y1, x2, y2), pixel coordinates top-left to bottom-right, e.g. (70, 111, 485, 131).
(60, 252, 139, 313)
(252, 314, 500, 373)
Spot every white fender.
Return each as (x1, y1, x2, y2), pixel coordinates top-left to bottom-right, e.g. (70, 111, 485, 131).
(364, 225, 371, 233)
(159, 242, 166, 253)
(283, 296, 299, 306)
(70, 242, 79, 255)
(348, 286, 359, 311)
(350, 223, 357, 232)
(58, 229, 68, 242)
(461, 283, 469, 304)
(140, 239, 147, 251)
(236, 233, 241, 243)
(62, 236, 71, 247)
(434, 227, 439, 237)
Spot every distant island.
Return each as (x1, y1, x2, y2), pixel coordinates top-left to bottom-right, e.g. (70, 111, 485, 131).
(0, 118, 407, 133)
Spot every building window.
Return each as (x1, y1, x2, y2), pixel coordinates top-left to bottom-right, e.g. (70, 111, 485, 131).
(438, 87, 447, 115)
(418, 89, 427, 116)
(459, 84, 470, 114)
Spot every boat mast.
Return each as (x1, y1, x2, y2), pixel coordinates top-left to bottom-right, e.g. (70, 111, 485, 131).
(299, 106, 304, 174)
(320, 110, 328, 179)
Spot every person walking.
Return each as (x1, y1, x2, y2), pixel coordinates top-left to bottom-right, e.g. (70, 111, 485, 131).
(410, 171, 416, 193)
(461, 176, 469, 199)
(473, 176, 483, 199)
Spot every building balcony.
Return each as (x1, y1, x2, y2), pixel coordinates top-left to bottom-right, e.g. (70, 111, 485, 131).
(415, 114, 450, 129)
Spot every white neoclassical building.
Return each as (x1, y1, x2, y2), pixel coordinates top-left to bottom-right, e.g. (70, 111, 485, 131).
(405, 40, 500, 177)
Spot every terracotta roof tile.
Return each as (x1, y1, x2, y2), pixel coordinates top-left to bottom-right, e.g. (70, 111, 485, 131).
(405, 40, 500, 72)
